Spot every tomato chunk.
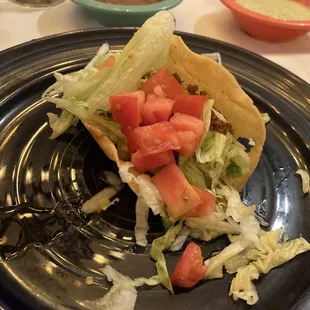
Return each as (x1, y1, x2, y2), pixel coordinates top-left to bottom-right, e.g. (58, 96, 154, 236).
(152, 164, 201, 220)
(131, 150, 175, 173)
(171, 242, 207, 288)
(140, 68, 186, 99)
(175, 131, 199, 157)
(142, 94, 174, 125)
(185, 186, 216, 217)
(170, 113, 204, 157)
(96, 55, 115, 70)
(110, 90, 145, 127)
(170, 113, 204, 136)
(122, 126, 138, 155)
(173, 95, 206, 119)
(134, 122, 180, 156)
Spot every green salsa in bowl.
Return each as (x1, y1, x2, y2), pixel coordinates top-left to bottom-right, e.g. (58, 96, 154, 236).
(221, 0, 310, 42)
(72, 0, 182, 26)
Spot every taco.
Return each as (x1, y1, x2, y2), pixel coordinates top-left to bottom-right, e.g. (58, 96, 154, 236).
(42, 12, 310, 307)
(43, 9, 266, 216)
(83, 35, 266, 196)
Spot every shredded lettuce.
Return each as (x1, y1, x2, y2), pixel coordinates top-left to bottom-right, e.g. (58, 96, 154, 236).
(83, 265, 159, 310)
(102, 171, 123, 191)
(118, 162, 137, 184)
(118, 162, 165, 246)
(204, 238, 251, 279)
(227, 162, 242, 178)
(82, 187, 119, 214)
(85, 43, 110, 69)
(44, 66, 101, 138)
(229, 231, 310, 305)
(296, 169, 310, 194)
(150, 222, 183, 293)
(135, 175, 165, 216)
(170, 227, 190, 252)
(261, 112, 270, 124)
(248, 235, 310, 273)
(178, 156, 211, 190)
(161, 215, 173, 231)
(225, 189, 256, 222)
(87, 11, 176, 112)
(197, 131, 228, 164)
(240, 215, 260, 244)
(44, 43, 109, 104)
(217, 185, 255, 222)
(118, 163, 165, 216)
(228, 144, 250, 175)
(195, 119, 250, 187)
(100, 197, 119, 211)
(224, 250, 250, 274)
(183, 129, 249, 191)
(229, 264, 259, 305)
(212, 108, 227, 122)
(202, 53, 222, 65)
(135, 197, 150, 247)
(44, 12, 175, 144)
(45, 67, 100, 99)
(45, 96, 126, 145)
(196, 98, 214, 148)
(186, 212, 240, 237)
(47, 110, 75, 140)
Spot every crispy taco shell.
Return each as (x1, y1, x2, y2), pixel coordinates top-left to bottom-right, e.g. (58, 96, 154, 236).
(165, 35, 266, 190)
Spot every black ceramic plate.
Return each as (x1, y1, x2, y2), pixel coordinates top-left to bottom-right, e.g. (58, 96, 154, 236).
(0, 29, 310, 310)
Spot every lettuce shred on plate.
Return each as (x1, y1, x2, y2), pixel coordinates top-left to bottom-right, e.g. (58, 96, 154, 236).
(296, 169, 310, 194)
(260, 112, 270, 124)
(42, 11, 310, 310)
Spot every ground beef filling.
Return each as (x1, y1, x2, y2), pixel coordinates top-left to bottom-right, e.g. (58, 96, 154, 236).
(171, 78, 232, 134)
(186, 84, 199, 95)
(210, 111, 234, 135)
(172, 75, 209, 97)
(173, 73, 183, 84)
(186, 84, 209, 96)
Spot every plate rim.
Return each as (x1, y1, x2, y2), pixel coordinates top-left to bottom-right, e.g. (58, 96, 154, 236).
(0, 27, 309, 88)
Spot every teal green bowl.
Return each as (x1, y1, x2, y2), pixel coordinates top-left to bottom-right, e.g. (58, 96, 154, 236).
(72, 0, 183, 27)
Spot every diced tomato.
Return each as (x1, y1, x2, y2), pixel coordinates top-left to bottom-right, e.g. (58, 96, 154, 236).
(173, 95, 207, 119)
(142, 94, 174, 125)
(294, 0, 310, 6)
(140, 68, 186, 99)
(110, 90, 145, 127)
(170, 113, 205, 157)
(96, 55, 115, 70)
(134, 122, 180, 156)
(170, 113, 204, 136)
(174, 131, 197, 157)
(171, 242, 207, 288)
(122, 126, 138, 155)
(152, 164, 201, 220)
(131, 150, 175, 173)
(185, 186, 216, 217)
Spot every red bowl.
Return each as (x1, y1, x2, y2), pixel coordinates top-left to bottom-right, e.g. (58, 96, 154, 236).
(220, 0, 310, 42)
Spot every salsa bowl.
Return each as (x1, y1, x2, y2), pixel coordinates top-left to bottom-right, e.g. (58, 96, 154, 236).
(71, 0, 182, 26)
(221, 0, 310, 42)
